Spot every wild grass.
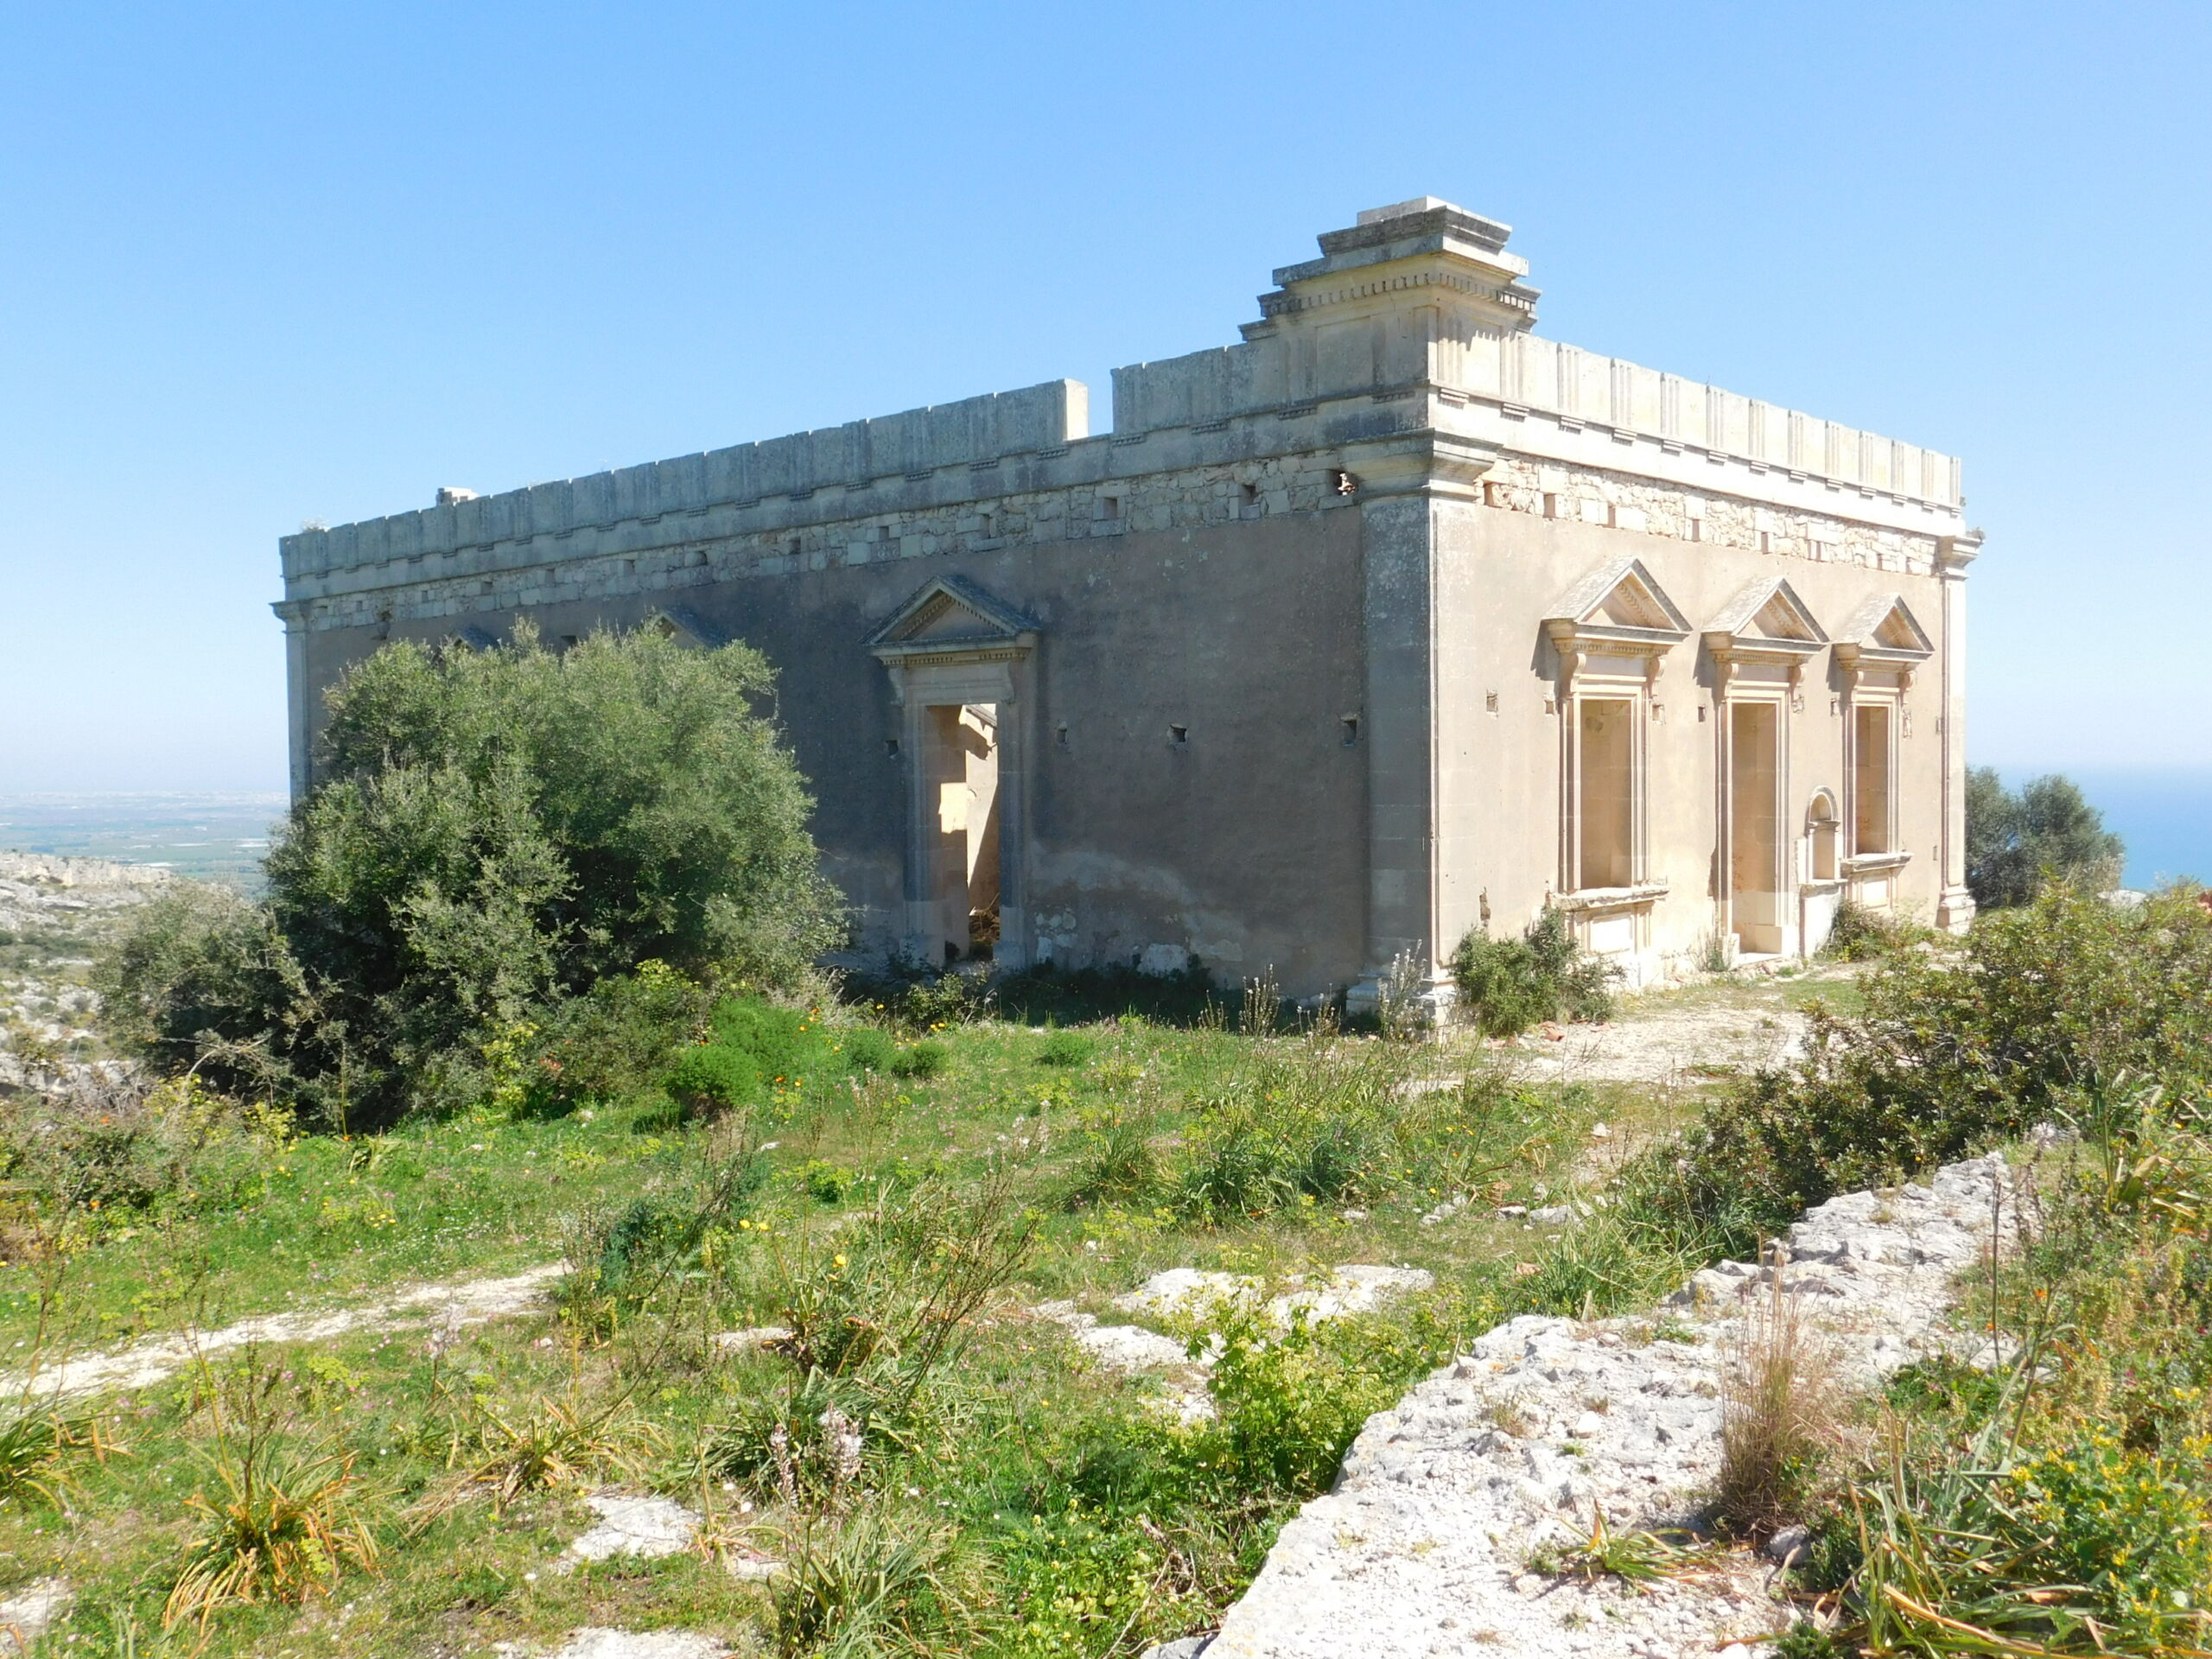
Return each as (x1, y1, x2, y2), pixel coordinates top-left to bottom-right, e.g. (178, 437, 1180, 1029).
(1529, 1507, 1721, 1590)
(439, 1389, 663, 1514)
(165, 1359, 379, 1630)
(769, 1510, 989, 1657)
(1714, 1253, 1840, 1540)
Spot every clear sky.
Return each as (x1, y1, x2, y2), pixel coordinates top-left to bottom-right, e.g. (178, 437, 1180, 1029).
(3, 1, 2208, 791)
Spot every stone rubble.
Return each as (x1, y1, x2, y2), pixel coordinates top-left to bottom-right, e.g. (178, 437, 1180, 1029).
(0, 1262, 567, 1401)
(540, 1630, 730, 1659)
(563, 1493, 702, 1567)
(1185, 1153, 2015, 1659)
(0, 1576, 70, 1643)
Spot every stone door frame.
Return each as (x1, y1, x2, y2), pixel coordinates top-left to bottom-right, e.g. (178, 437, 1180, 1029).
(866, 577, 1040, 970)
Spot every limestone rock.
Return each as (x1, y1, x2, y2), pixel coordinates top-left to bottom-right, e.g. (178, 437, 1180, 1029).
(545, 1630, 730, 1659)
(564, 1493, 700, 1565)
(1202, 1153, 2016, 1658)
(0, 1578, 70, 1642)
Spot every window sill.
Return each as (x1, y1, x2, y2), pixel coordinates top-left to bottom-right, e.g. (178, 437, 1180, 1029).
(1844, 852, 1911, 874)
(1801, 878, 1847, 895)
(1554, 881, 1669, 912)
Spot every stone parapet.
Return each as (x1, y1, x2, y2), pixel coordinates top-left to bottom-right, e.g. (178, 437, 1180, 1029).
(280, 200, 1962, 611)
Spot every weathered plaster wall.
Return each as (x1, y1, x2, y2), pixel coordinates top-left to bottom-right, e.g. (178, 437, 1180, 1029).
(300, 505, 1370, 994)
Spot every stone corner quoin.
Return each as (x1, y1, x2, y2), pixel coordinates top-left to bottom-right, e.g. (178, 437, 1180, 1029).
(275, 194, 1982, 1006)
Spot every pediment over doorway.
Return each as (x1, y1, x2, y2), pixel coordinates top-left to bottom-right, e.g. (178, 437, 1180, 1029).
(866, 576, 1039, 663)
(643, 605, 734, 649)
(1702, 577, 1827, 665)
(1833, 592, 1933, 663)
(1542, 559, 1690, 692)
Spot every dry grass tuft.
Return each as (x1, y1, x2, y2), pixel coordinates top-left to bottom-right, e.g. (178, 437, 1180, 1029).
(1715, 1244, 1840, 1540)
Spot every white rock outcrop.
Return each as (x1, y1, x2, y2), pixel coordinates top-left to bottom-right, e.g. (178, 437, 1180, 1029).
(1198, 1154, 2016, 1659)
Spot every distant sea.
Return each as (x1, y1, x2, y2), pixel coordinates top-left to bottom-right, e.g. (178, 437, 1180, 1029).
(0, 772, 2202, 895)
(0, 792, 286, 888)
(1995, 766, 2212, 891)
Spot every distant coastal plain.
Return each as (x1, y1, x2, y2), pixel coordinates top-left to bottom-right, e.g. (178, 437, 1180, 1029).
(0, 791, 284, 887)
(0, 772, 2203, 894)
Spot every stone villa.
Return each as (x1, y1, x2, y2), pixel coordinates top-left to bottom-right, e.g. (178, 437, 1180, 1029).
(276, 198, 1980, 1008)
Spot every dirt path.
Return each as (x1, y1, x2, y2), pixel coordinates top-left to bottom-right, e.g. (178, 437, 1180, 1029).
(2, 1263, 563, 1401)
(1481, 963, 1861, 1087)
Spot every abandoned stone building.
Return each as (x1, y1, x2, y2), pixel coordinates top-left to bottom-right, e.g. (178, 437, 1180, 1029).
(276, 197, 1980, 1007)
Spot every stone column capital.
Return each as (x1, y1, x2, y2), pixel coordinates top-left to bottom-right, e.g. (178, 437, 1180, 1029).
(1339, 431, 1503, 503)
(1936, 528, 1985, 575)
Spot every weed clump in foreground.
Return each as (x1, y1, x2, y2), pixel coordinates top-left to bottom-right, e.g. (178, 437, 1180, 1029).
(166, 1361, 379, 1630)
(1448, 907, 1617, 1037)
(1647, 881, 2212, 1244)
(1714, 1258, 1839, 1540)
(1789, 1093, 2212, 1656)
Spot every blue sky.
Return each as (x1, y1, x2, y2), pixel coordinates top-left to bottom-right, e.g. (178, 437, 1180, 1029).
(3, 1, 2209, 791)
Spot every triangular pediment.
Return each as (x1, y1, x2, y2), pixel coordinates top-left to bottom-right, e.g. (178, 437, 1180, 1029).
(1705, 578, 1827, 651)
(643, 606, 734, 650)
(1834, 593, 1933, 659)
(867, 576, 1039, 654)
(1544, 558, 1692, 644)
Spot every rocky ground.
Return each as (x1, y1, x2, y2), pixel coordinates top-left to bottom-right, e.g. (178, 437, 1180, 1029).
(0, 850, 169, 1092)
(1188, 1153, 2018, 1659)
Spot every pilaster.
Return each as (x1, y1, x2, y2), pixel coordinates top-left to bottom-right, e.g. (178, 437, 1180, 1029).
(271, 601, 311, 800)
(1342, 433, 1500, 1015)
(1935, 531, 1983, 933)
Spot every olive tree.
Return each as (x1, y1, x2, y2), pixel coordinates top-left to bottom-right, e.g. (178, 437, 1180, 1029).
(99, 624, 838, 1125)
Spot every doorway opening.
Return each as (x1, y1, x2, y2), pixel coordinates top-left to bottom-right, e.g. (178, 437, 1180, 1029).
(1854, 703, 1892, 855)
(1578, 697, 1635, 889)
(925, 703, 1001, 963)
(1729, 701, 1782, 955)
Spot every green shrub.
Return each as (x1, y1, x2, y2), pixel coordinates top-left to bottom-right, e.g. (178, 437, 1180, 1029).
(710, 998, 826, 1090)
(839, 1027, 897, 1074)
(1821, 899, 1912, 962)
(99, 623, 838, 1128)
(556, 1140, 766, 1332)
(1202, 1305, 1456, 1496)
(1448, 907, 1617, 1037)
(527, 961, 710, 1113)
(1648, 882, 2212, 1241)
(663, 1045, 761, 1121)
(892, 1040, 948, 1081)
(1036, 1030, 1094, 1068)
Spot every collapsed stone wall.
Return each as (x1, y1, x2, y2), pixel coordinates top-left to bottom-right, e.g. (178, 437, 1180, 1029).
(1192, 1153, 2016, 1659)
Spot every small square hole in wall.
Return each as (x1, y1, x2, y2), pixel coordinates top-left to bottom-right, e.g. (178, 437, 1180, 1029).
(1542, 493, 1560, 520)
(979, 511, 995, 537)
(885, 738, 900, 757)
(1652, 702, 1665, 722)
(1340, 714, 1360, 746)
(1239, 481, 1258, 509)
(1170, 723, 1188, 746)
(1100, 494, 1122, 521)
(877, 524, 895, 543)
(1688, 518, 1704, 543)
(1484, 690, 1499, 715)
(1758, 531, 1773, 554)
(786, 537, 802, 556)
(1482, 480, 1502, 508)
(1055, 723, 1069, 748)
(1698, 705, 1708, 722)
(1605, 505, 1619, 529)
